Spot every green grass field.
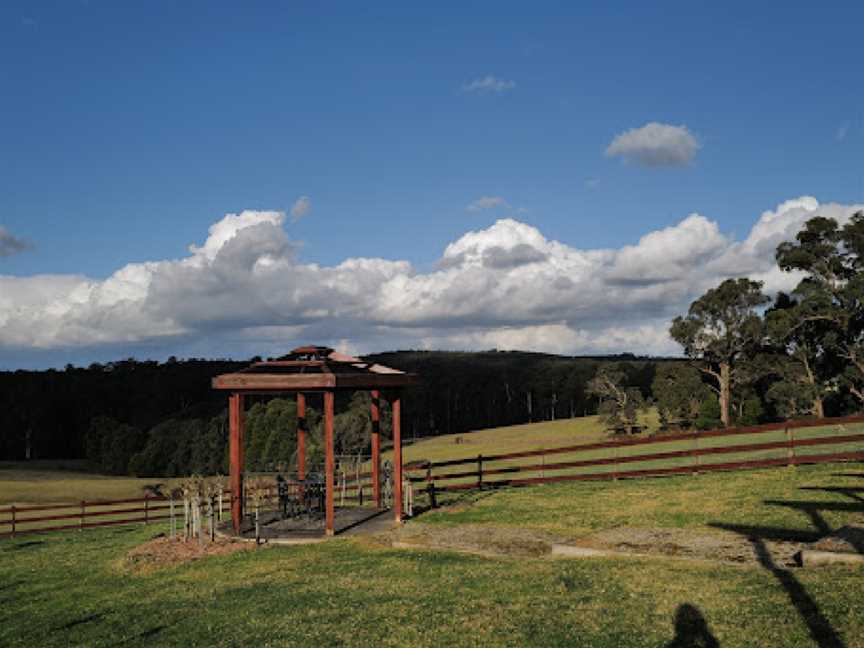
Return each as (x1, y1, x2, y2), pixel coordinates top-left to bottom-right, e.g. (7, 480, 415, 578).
(1, 467, 863, 648)
(2, 418, 863, 646)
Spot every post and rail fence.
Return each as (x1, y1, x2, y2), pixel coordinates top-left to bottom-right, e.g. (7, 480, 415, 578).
(405, 414, 864, 501)
(0, 473, 375, 540)
(3, 415, 864, 539)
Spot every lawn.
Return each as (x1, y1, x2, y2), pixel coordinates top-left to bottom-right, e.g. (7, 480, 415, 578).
(1, 520, 862, 648)
(1, 459, 863, 647)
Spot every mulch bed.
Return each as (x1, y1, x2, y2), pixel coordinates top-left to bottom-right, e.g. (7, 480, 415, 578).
(123, 534, 256, 572)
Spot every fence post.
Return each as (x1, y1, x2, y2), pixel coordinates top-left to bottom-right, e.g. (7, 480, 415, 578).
(541, 448, 545, 479)
(477, 454, 483, 490)
(144, 494, 149, 525)
(692, 434, 700, 476)
(612, 445, 619, 481)
(427, 481, 438, 509)
(10, 505, 15, 538)
(80, 501, 85, 531)
(786, 426, 795, 466)
(170, 497, 175, 539)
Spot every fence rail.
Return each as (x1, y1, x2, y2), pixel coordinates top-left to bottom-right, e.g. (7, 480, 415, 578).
(0, 474, 374, 540)
(405, 414, 864, 501)
(4, 415, 863, 539)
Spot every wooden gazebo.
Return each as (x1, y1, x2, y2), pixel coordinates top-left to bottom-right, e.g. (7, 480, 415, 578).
(212, 346, 417, 536)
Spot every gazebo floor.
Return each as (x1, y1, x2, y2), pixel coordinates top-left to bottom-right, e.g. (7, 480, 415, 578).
(220, 506, 394, 544)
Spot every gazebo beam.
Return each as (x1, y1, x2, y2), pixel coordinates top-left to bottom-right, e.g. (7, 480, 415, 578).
(324, 390, 335, 536)
(296, 393, 306, 481)
(391, 391, 403, 524)
(370, 390, 381, 507)
(229, 392, 245, 532)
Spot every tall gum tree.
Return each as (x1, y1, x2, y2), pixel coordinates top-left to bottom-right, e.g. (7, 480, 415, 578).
(775, 212, 864, 407)
(765, 292, 832, 418)
(670, 278, 769, 427)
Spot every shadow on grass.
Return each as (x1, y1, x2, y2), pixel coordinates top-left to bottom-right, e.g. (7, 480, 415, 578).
(8, 540, 45, 551)
(410, 487, 500, 518)
(55, 612, 105, 631)
(107, 624, 166, 647)
(709, 478, 864, 648)
(664, 604, 720, 648)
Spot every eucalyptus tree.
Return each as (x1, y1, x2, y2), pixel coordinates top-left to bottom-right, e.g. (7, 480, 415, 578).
(775, 211, 864, 407)
(669, 278, 770, 427)
(587, 364, 645, 434)
(764, 292, 833, 418)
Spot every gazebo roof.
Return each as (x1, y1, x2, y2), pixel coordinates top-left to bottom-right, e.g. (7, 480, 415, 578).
(212, 345, 417, 392)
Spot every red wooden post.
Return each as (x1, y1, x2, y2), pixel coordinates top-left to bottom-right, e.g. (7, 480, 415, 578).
(296, 392, 306, 481)
(229, 392, 245, 532)
(392, 392, 403, 524)
(324, 390, 335, 536)
(80, 501, 85, 530)
(10, 505, 15, 538)
(370, 389, 381, 507)
(144, 494, 149, 524)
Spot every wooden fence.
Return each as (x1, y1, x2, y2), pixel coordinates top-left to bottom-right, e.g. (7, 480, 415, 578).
(405, 415, 864, 503)
(4, 415, 863, 539)
(0, 474, 374, 540)
(0, 496, 174, 539)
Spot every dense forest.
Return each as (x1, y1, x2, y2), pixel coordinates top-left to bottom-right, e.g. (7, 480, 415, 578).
(0, 350, 663, 472)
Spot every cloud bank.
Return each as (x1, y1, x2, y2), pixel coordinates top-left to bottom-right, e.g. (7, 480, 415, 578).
(1, 197, 862, 363)
(606, 122, 700, 167)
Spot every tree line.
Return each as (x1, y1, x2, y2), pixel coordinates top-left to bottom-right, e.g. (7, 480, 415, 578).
(598, 210, 864, 433)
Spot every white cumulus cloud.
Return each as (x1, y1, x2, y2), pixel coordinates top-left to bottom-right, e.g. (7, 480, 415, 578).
(606, 122, 700, 167)
(2, 197, 863, 362)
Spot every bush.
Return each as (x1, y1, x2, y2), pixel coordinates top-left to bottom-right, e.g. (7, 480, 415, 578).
(695, 398, 722, 430)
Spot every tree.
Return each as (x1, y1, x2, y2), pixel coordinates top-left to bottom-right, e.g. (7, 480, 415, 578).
(669, 278, 769, 427)
(651, 364, 712, 430)
(775, 212, 864, 408)
(587, 364, 645, 434)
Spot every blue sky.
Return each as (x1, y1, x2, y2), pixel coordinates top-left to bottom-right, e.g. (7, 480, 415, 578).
(1, 2, 863, 368)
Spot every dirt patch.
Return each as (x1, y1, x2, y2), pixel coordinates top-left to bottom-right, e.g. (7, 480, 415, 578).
(394, 523, 813, 567)
(394, 523, 557, 557)
(121, 534, 256, 572)
(575, 526, 804, 567)
(810, 525, 864, 554)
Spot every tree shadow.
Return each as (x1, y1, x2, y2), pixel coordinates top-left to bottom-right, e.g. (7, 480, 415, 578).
(708, 481, 864, 648)
(664, 603, 720, 648)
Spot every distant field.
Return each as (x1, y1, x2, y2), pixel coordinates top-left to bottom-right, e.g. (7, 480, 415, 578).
(0, 461, 180, 505)
(395, 412, 658, 465)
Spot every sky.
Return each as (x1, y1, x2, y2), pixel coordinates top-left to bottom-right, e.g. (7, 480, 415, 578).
(1, 1, 863, 369)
